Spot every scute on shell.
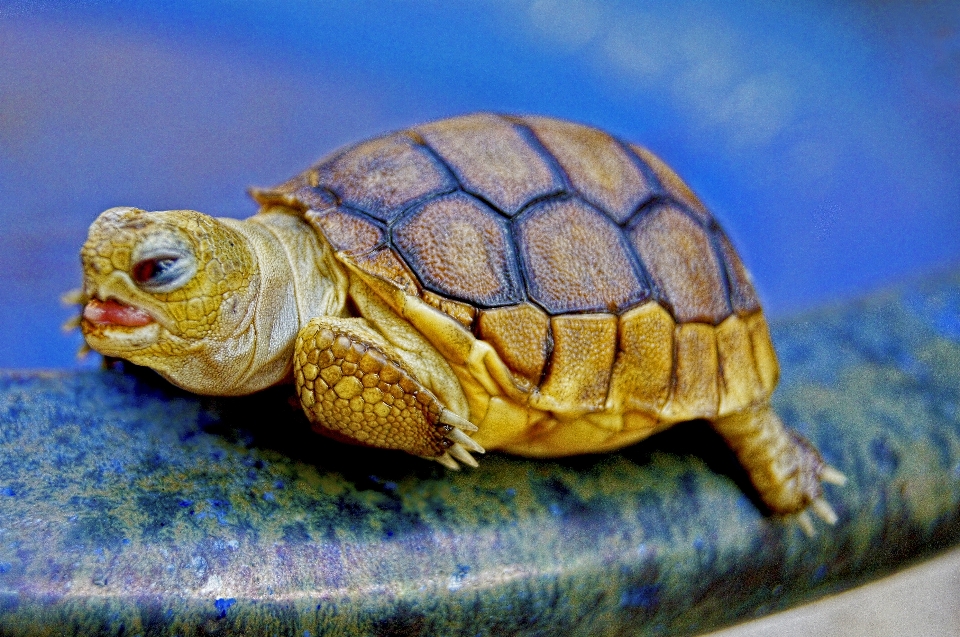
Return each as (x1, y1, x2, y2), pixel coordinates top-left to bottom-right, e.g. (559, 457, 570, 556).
(314, 132, 458, 223)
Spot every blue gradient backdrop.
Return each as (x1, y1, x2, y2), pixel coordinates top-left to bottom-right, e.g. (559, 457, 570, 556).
(1, 0, 958, 368)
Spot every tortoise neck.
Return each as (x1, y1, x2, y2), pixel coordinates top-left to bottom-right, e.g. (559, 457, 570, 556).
(215, 209, 346, 393)
(246, 208, 349, 323)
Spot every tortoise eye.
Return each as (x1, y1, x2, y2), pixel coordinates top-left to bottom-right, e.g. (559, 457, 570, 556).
(132, 257, 176, 284)
(130, 253, 195, 293)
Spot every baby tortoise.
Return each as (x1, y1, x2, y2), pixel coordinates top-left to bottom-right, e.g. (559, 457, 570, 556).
(76, 113, 844, 532)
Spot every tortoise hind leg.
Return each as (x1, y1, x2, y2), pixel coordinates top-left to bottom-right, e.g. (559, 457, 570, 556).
(712, 403, 846, 534)
(294, 317, 484, 468)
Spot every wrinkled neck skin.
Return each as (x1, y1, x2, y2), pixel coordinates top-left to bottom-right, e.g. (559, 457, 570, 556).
(206, 209, 347, 395)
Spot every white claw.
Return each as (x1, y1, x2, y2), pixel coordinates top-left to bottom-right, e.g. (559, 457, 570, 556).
(820, 466, 848, 486)
(61, 288, 86, 306)
(796, 511, 815, 537)
(434, 452, 461, 471)
(448, 427, 485, 454)
(62, 315, 83, 332)
(441, 408, 477, 432)
(811, 498, 839, 525)
(448, 443, 479, 468)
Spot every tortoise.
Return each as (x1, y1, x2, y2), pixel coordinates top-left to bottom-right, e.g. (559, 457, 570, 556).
(76, 113, 844, 531)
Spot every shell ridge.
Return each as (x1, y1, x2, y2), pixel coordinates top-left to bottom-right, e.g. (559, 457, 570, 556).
(308, 134, 385, 192)
(499, 203, 561, 346)
(646, 194, 739, 322)
(606, 310, 626, 410)
(529, 322, 558, 397)
(380, 186, 462, 230)
(715, 320, 732, 408)
(617, 137, 668, 200)
(508, 117, 575, 193)
(500, 217, 554, 316)
(406, 133, 528, 222)
(665, 320, 682, 421)
(616, 236, 658, 315)
(624, 184, 715, 234)
(415, 112, 566, 217)
(621, 195, 670, 231)
(404, 132, 466, 194)
(612, 197, 666, 314)
(674, 202, 717, 230)
(410, 127, 470, 193)
(628, 200, 738, 324)
(654, 200, 737, 321)
(507, 190, 572, 221)
(317, 185, 342, 207)
(309, 129, 460, 224)
(703, 223, 736, 323)
(319, 126, 432, 171)
(713, 225, 762, 316)
(332, 201, 384, 226)
(314, 204, 388, 256)
(519, 117, 659, 227)
(497, 210, 536, 311)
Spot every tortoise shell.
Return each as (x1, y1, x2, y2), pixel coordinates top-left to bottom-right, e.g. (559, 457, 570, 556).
(253, 113, 767, 412)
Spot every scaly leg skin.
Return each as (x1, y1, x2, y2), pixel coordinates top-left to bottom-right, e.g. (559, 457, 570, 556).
(713, 404, 847, 535)
(294, 317, 484, 469)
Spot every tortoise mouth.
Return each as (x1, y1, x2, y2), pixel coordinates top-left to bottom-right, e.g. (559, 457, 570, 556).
(83, 298, 155, 327)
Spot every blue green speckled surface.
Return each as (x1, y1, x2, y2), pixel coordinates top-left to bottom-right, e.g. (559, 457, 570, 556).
(0, 269, 958, 636)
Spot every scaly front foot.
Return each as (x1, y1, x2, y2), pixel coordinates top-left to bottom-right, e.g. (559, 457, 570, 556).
(295, 317, 484, 468)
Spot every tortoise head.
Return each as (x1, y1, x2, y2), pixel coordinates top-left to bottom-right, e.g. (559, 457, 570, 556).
(80, 207, 261, 394)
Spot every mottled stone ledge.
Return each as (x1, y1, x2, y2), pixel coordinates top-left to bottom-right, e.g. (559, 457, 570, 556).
(0, 268, 958, 636)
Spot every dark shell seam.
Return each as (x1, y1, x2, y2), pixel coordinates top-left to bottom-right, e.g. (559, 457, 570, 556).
(623, 197, 738, 324)
(617, 137, 669, 204)
(507, 117, 575, 193)
(703, 221, 736, 323)
(319, 202, 390, 254)
(712, 225, 761, 317)
(389, 195, 527, 309)
(402, 132, 538, 225)
(511, 194, 651, 315)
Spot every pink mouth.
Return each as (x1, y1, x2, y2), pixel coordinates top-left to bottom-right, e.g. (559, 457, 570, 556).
(83, 299, 154, 327)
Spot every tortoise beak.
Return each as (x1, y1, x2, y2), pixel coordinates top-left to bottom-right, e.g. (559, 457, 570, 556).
(83, 298, 155, 327)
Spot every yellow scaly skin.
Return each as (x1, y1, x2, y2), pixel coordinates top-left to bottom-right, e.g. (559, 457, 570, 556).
(79, 206, 479, 471)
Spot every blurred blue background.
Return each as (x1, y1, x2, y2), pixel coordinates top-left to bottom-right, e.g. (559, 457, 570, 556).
(1, 0, 958, 368)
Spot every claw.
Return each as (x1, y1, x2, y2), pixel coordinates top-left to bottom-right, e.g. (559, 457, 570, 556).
(62, 288, 87, 335)
(61, 288, 87, 306)
(811, 497, 839, 525)
(448, 427, 484, 454)
(820, 465, 847, 486)
(62, 315, 83, 332)
(796, 511, 815, 537)
(440, 408, 477, 432)
(434, 452, 460, 471)
(448, 443, 479, 468)
(76, 343, 92, 359)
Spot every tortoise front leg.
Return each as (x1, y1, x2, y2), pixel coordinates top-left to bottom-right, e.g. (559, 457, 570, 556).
(294, 317, 484, 469)
(713, 404, 846, 534)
